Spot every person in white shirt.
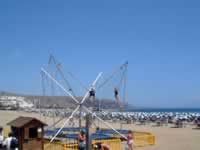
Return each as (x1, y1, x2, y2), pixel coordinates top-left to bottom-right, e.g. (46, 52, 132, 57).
(3, 132, 18, 150)
(0, 127, 4, 148)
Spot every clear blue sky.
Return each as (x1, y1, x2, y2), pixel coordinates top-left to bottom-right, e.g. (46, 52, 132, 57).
(0, 0, 200, 108)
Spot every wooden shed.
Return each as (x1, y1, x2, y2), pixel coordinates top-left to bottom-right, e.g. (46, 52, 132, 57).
(7, 116, 47, 150)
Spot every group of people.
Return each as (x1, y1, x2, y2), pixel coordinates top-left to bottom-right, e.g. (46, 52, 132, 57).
(89, 87, 120, 102)
(78, 129, 134, 150)
(0, 127, 18, 150)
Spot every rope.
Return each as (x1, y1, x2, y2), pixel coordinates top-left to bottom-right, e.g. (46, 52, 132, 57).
(40, 71, 46, 119)
(50, 105, 80, 142)
(42, 69, 103, 142)
(66, 70, 89, 92)
(41, 68, 79, 104)
(97, 62, 128, 90)
(116, 69, 126, 91)
(42, 67, 127, 142)
(83, 106, 127, 140)
(48, 54, 76, 97)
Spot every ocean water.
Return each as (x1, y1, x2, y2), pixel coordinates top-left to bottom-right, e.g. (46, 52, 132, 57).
(127, 108, 200, 113)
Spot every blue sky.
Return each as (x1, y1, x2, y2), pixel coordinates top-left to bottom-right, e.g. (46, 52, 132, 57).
(0, 0, 200, 108)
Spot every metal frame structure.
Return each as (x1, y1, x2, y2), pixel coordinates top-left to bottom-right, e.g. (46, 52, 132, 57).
(41, 68, 127, 142)
(41, 55, 128, 127)
(40, 55, 128, 148)
(97, 61, 128, 109)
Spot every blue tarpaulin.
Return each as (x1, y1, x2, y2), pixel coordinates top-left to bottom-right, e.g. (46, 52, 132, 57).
(55, 127, 86, 132)
(44, 130, 57, 136)
(44, 128, 129, 137)
(65, 133, 112, 140)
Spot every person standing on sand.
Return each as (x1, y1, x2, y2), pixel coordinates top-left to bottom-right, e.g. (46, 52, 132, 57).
(0, 127, 4, 148)
(127, 130, 134, 150)
(78, 129, 86, 150)
(3, 132, 18, 150)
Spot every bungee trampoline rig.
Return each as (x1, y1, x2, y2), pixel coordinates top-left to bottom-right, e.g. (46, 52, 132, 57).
(40, 55, 156, 150)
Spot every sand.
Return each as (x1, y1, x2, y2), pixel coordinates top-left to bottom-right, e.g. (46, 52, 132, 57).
(0, 110, 200, 150)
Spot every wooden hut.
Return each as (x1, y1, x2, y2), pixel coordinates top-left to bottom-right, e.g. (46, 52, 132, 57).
(7, 116, 47, 150)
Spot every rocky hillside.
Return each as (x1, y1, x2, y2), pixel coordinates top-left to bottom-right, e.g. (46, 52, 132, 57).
(0, 91, 128, 110)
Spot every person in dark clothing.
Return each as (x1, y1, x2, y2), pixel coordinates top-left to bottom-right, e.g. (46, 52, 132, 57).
(89, 88, 95, 102)
(0, 127, 3, 148)
(89, 88, 95, 97)
(114, 88, 118, 99)
(3, 132, 18, 150)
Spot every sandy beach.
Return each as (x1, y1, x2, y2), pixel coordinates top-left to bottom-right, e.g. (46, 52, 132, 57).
(0, 110, 200, 150)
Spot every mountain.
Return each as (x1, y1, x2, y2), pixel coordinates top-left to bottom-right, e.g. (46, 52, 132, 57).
(0, 91, 129, 110)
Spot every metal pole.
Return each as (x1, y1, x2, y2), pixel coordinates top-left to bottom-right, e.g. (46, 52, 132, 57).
(98, 99, 100, 127)
(40, 71, 45, 119)
(79, 104, 82, 129)
(51, 105, 80, 142)
(86, 113, 93, 150)
(42, 69, 103, 141)
(41, 68, 79, 104)
(83, 106, 127, 140)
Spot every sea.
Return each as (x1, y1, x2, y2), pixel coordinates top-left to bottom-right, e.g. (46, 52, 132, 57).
(126, 108, 200, 113)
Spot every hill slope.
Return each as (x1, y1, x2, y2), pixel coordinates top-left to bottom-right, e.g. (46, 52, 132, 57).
(0, 91, 128, 110)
